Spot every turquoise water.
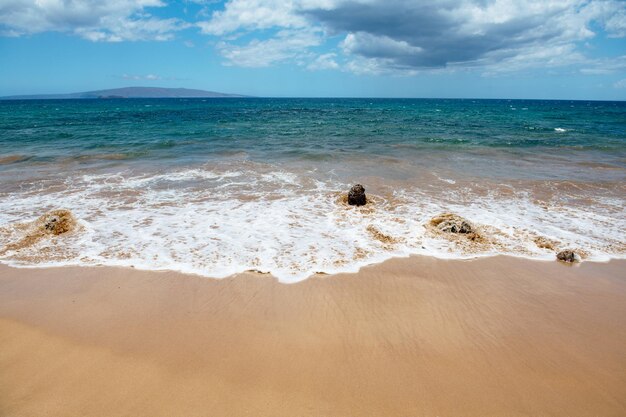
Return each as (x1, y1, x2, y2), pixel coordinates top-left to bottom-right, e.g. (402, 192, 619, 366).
(0, 98, 625, 281)
(1, 98, 625, 178)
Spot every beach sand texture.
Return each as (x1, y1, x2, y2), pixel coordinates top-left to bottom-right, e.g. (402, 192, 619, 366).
(1, 256, 625, 417)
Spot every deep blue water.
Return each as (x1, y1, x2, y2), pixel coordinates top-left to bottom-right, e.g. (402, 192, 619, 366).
(1, 98, 624, 171)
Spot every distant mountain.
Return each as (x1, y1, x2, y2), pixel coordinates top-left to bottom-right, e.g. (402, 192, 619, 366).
(0, 87, 246, 100)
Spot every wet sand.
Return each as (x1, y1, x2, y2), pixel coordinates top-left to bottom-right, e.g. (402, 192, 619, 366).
(1, 256, 625, 416)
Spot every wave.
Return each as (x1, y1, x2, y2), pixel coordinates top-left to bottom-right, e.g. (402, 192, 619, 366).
(0, 154, 30, 164)
(0, 164, 624, 282)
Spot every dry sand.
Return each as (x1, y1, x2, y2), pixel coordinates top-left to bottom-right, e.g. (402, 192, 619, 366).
(0, 256, 625, 417)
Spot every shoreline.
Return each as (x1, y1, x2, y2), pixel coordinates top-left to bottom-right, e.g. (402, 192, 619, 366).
(1, 251, 626, 284)
(2, 227, 625, 283)
(1, 255, 625, 416)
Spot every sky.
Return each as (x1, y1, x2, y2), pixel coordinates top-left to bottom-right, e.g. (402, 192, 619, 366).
(0, 0, 625, 99)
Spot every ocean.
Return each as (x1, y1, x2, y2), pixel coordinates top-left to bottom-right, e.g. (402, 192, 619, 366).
(0, 98, 624, 282)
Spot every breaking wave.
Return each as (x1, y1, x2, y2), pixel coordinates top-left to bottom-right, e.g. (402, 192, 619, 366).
(1, 163, 624, 283)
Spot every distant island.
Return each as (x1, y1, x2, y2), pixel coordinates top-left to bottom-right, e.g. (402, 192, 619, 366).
(0, 87, 246, 100)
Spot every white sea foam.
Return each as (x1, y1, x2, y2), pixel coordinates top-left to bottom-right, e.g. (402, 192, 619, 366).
(0, 166, 624, 282)
(433, 173, 456, 184)
(555, 127, 567, 132)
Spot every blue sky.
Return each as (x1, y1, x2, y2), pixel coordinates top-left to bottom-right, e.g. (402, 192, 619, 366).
(1, 0, 625, 99)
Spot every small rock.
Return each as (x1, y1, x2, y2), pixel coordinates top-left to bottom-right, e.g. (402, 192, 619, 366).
(556, 249, 579, 263)
(0, 209, 77, 255)
(347, 184, 367, 206)
(430, 213, 473, 234)
(40, 210, 75, 235)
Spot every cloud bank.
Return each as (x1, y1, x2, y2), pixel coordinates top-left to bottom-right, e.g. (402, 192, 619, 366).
(0, 0, 185, 41)
(202, 0, 626, 73)
(1, 0, 625, 75)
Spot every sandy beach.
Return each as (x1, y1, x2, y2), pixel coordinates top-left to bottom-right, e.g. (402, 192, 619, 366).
(1, 256, 625, 417)
(3, 1, 626, 415)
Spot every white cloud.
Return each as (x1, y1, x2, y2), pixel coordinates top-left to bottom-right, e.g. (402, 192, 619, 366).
(197, 0, 336, 68)
(580, 55, 626, 75)
(307, 52, 339, 70)
(121, 73, 162, 80)
(217, 29, 321, 67)
(0, 0, 185, 41)
(605, 13, 626, 38)
(480, 43, 589, 75)
(197, 0, 340, 36)
(197, 0, 308, 36)
(583, 0, 626, 38)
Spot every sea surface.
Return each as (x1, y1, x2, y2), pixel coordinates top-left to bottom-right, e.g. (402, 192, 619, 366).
(0, 98, 624, 282)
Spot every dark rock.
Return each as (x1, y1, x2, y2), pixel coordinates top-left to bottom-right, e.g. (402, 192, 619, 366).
(556, 249, 579, 263)
(347, 184, 367, 206)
